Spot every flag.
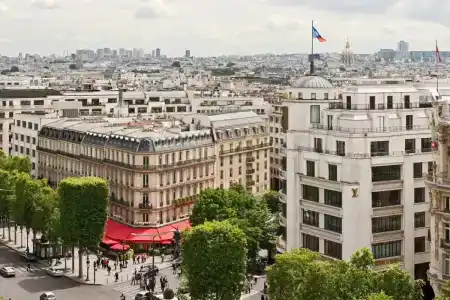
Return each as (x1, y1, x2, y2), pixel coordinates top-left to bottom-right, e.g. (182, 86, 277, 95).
(312, 26, 327, 43)
(436, 41, 442, 63)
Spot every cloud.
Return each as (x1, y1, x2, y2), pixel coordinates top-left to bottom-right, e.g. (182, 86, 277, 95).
(31, 0, 60, 9)
(0, 2, 8, 12)
(268, 0, 400, 14)
(264, 15, 304, 31)
(135, 0, 172, 19)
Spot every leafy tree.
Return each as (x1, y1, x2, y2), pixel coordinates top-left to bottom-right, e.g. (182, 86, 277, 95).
(172, 61, 181, 68)
(437, 280, 450, 299)
(267, 248, 423, 300)
(2, 156, 32, 173)
(226, 62, 235, 67)
(367, 292, 393, 300)
(10, 66, 19, 72)
(0, 170, 14, 239)
(69, 64, 77, 70)
(58, 177, 109, 278)
(32, 185, 58, 241)
(262, 190, 281, 214)
(182, 221, 247, 300)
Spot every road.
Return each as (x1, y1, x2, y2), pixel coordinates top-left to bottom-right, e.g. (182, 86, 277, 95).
(0, 244, 122, 300)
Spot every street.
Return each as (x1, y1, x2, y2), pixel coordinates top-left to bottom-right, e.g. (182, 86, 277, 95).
(0, 244, 121, 300)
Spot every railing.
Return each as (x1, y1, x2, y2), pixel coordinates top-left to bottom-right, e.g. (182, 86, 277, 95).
(374, 256, 403, 266)
(246, 180, 255, 186)
(441, 238, 450, 249)
(276, 235, 286, 251)
(220, 143, 271, 155)
(425, 171, 450, 187)
(279, 190, 286, 203)
(246, 169, 255, 175)
(246, 157, 255, 163)
(328, 102, 432, 110)
(311, 124, 430, 134)
(279, 212, 286, 226)
(298, 146, 434, 158)
(372, 172, 401, 182)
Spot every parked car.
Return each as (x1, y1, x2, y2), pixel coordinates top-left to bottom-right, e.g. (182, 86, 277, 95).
(20, 253, 37, 262)
(46, 267, 63, 277)
(0, 266, 16, 277)
(39, 291, 56, 300)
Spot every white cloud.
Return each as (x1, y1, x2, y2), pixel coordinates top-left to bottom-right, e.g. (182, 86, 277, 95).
(135, 0, 173, 19)
(0, 2, 8, 12)
(31, 0, 60, 9)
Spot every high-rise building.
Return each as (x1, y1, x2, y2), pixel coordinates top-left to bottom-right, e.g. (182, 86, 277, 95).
(398, 40, 410, 53)
(156, 48, 161, 57)
(152, 50, 156, 57)
(282, 75, 433, 280)
(185, 50, 191, 58)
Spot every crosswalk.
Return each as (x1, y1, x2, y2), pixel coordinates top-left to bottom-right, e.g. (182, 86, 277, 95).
(112, 281, 166, 298)
(0, 264, 40, 275)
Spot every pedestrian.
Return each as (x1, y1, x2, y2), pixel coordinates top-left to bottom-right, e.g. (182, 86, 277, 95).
(115, 271, 119, 282)
(172, 263, 176, 274)
(131, 274, 135, 285)
(263, 281, 268, 294)
(261, 295, 265, 300)
(107, 265, 111, 275)
(161, 253, 165, 263)
(254, 276, 258, 284)
(26, 263, 30, 271)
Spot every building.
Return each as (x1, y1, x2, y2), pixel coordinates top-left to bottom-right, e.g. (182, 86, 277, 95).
(156, 48, 161, 58)
(425, 99, 450, 295)
(268, 97, 286, 191)
(185, 111, 271, 194)
(341, 38, 354, 66)
(185, 50, 191, 58)
(282, 75, 432, 280)
(398, 41, 410, 53)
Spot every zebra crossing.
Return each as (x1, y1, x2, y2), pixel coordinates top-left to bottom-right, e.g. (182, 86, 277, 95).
(0, 264, 40, 276)
(112, 281, 166, 298)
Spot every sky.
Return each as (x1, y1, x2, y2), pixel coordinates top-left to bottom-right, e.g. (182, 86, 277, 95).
(0, 0, 450, 57)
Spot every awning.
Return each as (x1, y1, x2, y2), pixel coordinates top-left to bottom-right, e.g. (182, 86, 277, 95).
(102, 237, 118, 245)
(110, 243, 130, 251)
(104, 219, 191, 244)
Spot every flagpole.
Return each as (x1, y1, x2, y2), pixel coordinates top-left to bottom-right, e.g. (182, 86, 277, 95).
(310, 20, 314, 75)
(436, 40, 439, 94)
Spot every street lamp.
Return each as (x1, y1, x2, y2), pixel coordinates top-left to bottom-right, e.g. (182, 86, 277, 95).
(86, 254, 90, 282)
(93, 264, 97, 284)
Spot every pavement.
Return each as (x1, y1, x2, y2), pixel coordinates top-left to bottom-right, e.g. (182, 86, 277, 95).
(0, 225, 174, 286)
(0, 244, 122, 300)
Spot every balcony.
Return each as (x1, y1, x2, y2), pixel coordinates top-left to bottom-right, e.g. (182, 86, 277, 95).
(246, 157, 256, 163)
(279, 167, 286, 179)
(279, 212, 286, 227)
(425, 172, 450, 189)
(220, 143, 271, 155)
(374, 256, 404, 268)
(310, 123, 430, 134)
(280, 145, 286, 156)
(441, 238, 450, 250)
(276, 235, 286, 253)
(246, 169, 255, 175)
(279, 189, 286, 204)
(298, 146, 433, 158)
(328, 102, 432, 110)
(246, 180, 255, 186)
(138, 203, 153, 209)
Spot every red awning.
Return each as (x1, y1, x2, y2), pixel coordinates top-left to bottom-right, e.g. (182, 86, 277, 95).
(110, 243, 130, 251)
(104, 218, 191, 244)
(102, 237, 118, 245)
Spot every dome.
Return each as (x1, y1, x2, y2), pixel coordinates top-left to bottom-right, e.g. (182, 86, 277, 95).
(291, 75, 333, 89)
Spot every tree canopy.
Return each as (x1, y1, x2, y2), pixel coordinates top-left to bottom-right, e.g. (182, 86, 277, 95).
(436, 280, 450, 300)
(189, 185, 277, 270)
(262, 190, 280, 214)
(267, 248, 424, 300)
(182, 221, 247, 300)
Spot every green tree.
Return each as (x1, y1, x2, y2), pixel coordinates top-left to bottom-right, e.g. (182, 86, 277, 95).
(437, 280, 450, 299)
(262, 190, 280, 214)
(182, 221, 247, 300)
(32, 185, 58, 241)
(0, 170, 14, 240)
(58, 177, 109, 278)
(367, 292, 393, 300)
(2, 156, 32, 173)
(267, 248, 422, 300)
(172, 61, 181, 68)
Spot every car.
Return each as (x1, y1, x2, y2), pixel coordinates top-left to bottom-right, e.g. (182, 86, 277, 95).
(0, 266, 16, 277)
(46, 267, 63, 277)
(20, 253, 37, 262)
(39, 291, 56, 300)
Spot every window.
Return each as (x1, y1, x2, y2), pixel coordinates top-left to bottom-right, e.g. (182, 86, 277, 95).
(336, 141, 345, 156)
(445, 255, 450, 276)
(324, 240, 342, 259)
(302, 233, 319, 252)
(310, 105, 320, 124)
(372, 165, 401, 182)
(314, 138, 323, 153)
(445, 224, 450, 242)
(414, 237, 426, 253)
(302, 185, 319, 202)
(324, 190, 342, 207)
(413, 162, 422, 178)
(311, 93, 316, 100)
(324, 215, 342, 233)
(324, 93, 329, 100)
(306, 161, 315, 177)
(346, 96, 352, 109)
(414, 188, 425, 203)
(387, 96, 393, 109)
(372, 240, 402, 259)
(372, 215, 402, 233)
(405, 139, 415, 154)
(372, 190, 401, 207)
(414, 212, 425, 228)
(371, 141, 389, 156)
(445, 196, 450, 212)
(421, 138, 432, 152)
(302, 209, 319, 227)
(297, 92, 303, 100)
(406, 115, 413, 130)
(404, 95, 411, 108)
(328, 164, 337, 181)
(369, 96, 376, 110)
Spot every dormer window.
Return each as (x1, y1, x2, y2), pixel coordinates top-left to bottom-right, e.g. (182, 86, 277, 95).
(298, 92, 303, 100)
(311, 93, 316, 100)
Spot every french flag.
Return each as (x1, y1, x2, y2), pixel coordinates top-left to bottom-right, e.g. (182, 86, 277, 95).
(312, 26, 327, 43)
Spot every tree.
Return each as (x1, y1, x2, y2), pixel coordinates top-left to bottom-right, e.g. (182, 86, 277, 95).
(3, 156, 32, 174)
(58, 177, 109, 279)
(226, 62, 235, 67)
(32, 185, 58, 241)
(172, 61, 181, 68)
(367, 292, 393, 300)
(10, 66, 19, 72)
(437, 280, 450, 299)
(182, 221, 247, 300)
(69, 64, 77, 70)
(267, 248, 423, 300)
(0, 170, 14, 240)
(262, 190, 280, 214)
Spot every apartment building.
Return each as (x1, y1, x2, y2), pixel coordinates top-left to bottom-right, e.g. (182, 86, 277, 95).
(185, 111, 271, 194)
(425, 99, 450, 295)
(37, 118, 215, 227)
(268, 98, 286, 191)
(282, 75, 432, 280)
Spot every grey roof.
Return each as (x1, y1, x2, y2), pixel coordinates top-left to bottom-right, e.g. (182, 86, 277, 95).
(292, 75, 333, 89)
(208, 111, 264, 128)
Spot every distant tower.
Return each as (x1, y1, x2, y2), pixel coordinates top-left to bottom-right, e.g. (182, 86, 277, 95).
(155, 48, 161, 57)
(185, 49, 191, 58)
(341, 37, 354, 66)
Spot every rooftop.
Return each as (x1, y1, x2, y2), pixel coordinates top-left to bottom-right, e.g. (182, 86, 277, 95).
(0, 89, 62, 98)
(291, 75, 333, 89)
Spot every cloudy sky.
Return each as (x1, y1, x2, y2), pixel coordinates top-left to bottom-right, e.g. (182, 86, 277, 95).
(0, 0, 449, 57)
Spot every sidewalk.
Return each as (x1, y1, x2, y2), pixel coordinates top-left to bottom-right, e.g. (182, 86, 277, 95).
(0, 225, 174, 285)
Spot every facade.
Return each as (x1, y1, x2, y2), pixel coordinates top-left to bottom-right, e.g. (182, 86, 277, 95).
(37, 118, 215, 228)
(282, 76, 432, 279)
(268, 98, 286, 191)
(426, 99, 450, 294)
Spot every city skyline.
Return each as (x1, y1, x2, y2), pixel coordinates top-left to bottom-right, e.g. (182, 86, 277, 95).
(0, 0, 449, 56)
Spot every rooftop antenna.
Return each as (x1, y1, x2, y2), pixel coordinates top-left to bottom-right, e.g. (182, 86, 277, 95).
(310, 20, 314, 75)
